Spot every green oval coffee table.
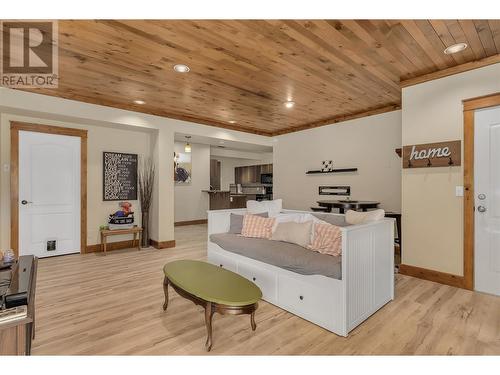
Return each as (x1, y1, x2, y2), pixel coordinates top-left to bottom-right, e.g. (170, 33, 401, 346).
(163, 260, 262, 351)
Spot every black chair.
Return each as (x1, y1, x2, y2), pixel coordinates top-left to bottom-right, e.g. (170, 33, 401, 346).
(384, 212, 402, 250)
(310, 206, 330, 212)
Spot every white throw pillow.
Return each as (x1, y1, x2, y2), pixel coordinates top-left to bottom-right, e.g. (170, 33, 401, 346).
(270, 220, 313, 248)
(247, 199, 283, 217)
(345, 209, 385, 225)
(272, 212, 328, 242)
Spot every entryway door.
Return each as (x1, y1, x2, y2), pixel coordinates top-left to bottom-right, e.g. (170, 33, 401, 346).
(18, 130, 81, 257)
(474, 105, 500, 296)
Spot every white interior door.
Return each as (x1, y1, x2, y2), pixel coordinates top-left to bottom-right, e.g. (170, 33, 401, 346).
(474, 105, 500, 296)
(18, 130, 81, 257)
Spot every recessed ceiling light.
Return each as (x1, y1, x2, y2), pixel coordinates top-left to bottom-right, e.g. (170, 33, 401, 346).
(228, 120, 237, 124)
(133, 100, 145, 105)
(173, 64, 190, 73)
(284, 101, 295, 109)
(444, 43, 468, 55)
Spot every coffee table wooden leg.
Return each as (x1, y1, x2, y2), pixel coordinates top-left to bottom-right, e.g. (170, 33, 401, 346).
(204, 302, 213, 351)
(250, 310, 256, 331)
(163, 277, 169, 311)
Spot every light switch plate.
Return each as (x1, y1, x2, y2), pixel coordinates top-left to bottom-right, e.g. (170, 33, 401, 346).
(3, 164, 9, 172)
(455, 186, 464, 197)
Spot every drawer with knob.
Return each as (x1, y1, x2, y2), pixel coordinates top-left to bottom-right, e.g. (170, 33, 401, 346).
(207, 251, 237, 273)
(278, 274, 335, 327)
(237, 262, 277, 302)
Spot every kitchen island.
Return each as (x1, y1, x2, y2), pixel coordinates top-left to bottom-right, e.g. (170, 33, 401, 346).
(202, 190, 250, 210)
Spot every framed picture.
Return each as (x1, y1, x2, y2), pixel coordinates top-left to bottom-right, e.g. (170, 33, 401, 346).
(174, 151, 192, 184)
(103, 151, 138, 201)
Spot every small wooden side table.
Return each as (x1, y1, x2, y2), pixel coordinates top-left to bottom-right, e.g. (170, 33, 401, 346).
(100, 227, 143, 255)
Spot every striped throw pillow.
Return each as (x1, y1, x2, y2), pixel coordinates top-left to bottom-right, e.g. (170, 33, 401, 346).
(308, 223, 342, 257)
(241, 214, 276, 239)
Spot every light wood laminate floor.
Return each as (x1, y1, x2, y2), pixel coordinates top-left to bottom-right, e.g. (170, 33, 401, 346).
(32, 224, 500, 355)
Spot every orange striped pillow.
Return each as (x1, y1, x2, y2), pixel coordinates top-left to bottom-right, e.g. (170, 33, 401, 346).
(241, 214, 276, 239)
(308, 223, 342, 257)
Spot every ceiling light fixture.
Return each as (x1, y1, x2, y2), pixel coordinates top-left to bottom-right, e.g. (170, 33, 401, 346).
(444, 43, 468, 55)
(228, 120, 237, 124)
(184, 135, 192, 153)
(174, 64, 190, 73)
(284, 101, 295, 109)
(133, 100, 145, 105)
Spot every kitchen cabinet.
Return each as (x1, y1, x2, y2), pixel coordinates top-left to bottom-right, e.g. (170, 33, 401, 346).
(235, 164, 272, 184)
(210, 159, 221, 190)
(230, 195, 247, 209)
(260, 164, 273, 174)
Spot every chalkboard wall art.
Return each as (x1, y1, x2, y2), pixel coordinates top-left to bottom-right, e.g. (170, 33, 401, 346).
(103, 151, 138, 201)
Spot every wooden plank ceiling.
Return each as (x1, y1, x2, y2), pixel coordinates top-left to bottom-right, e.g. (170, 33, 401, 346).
(19, 20, 500, 136)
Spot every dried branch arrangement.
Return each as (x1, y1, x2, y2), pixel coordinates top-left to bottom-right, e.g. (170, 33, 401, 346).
(138, 157, 155, 247)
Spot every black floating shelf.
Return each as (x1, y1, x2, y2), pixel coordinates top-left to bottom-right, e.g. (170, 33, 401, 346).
(306, 168, 358, 175)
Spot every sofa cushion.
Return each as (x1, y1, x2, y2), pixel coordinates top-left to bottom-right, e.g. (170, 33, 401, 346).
(241, 214, 276, 239)
(246, 199, 282, 217)
(210, 233, 342, 279)
(308, 223, 343, 257)
(345, 209, 385, 225)
(271, 220, 313, 248)
(229, 212, 268, 234)
(311, 213, 350, 227)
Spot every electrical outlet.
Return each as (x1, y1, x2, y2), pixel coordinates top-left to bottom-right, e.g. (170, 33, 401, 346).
(3, 164, 9, 172)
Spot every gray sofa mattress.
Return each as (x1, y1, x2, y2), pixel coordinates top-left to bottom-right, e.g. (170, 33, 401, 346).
(209, 233, 342, 279)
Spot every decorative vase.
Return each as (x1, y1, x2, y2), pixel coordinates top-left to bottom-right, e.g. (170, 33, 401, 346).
(141, 210, 150, 247)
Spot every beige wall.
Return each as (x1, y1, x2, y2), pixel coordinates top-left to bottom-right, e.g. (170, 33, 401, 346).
(273, 110, 402, 212)
(174, 142, 210, 222)
(0, 88, 273, 249)
(402, 63, 500, 276)
(0, 113, 155, 247)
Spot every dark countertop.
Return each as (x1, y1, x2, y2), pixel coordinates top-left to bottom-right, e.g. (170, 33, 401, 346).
(201, 190, 230, 193)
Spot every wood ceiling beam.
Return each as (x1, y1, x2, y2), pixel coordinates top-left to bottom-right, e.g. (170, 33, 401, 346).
(271, 103, 401, 136)
(400, 54, 500, 88)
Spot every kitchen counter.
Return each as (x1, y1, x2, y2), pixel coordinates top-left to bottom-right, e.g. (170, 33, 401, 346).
(202, 190, 231, 210)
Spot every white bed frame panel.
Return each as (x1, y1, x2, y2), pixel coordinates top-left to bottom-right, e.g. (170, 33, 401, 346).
(207, 209, 394, 336)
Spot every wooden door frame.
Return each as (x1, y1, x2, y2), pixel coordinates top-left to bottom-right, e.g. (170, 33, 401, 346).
(10, 122, 88, 257)
(462, 92, 500, 290)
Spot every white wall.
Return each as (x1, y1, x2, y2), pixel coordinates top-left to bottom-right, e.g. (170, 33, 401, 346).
(402, 63, 500, 276)
(212, 155, 273, 190)
(273, 110, 402, 212)
(174, 142, 210, 222)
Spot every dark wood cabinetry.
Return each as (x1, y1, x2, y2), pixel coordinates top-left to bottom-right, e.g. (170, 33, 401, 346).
(210, 159, 221, 190)
(260, 164, 273, 174)
(230, 195, 247, 209)
(235, 164, 272, 184)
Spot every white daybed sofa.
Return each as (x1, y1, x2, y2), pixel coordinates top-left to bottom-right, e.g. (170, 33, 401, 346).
(207, 208, 394, 336)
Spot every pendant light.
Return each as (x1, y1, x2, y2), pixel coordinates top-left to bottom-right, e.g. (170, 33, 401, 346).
(184, 135, 192, 153)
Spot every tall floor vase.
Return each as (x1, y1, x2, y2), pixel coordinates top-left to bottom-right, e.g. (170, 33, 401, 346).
(141, 211, 150, 247)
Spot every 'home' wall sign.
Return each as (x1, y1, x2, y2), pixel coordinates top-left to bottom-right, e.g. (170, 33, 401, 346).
(402, 140, 461, 168)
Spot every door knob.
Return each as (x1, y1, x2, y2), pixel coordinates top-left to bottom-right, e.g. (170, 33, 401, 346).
(21, 200, 33, 205)
(477, 205, 487, 213)
(478, 193, 486, 200)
